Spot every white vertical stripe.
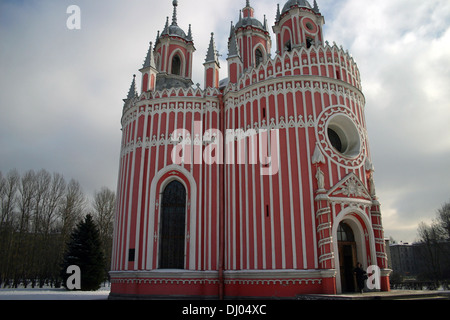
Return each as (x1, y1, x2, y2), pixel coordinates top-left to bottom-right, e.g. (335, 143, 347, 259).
(216, 109, 220, 269)
(266, 90, 276, 269)
(144, 106, 155, 270)
(308, 82, 319, 269)
(293, 86, 307, 269)
(250, 98, 258, 269)
(238, 105, 244, 270)
(231, 106, 237, 270)
(134, 111, 149, 270)
(125, 115, 139, 270)
(257, 95, 266, 270)
(273, 89, 286, 269)
(244, 102, 250, 269)
(152, 111, 162, 268)
(284, 88, 297, 269)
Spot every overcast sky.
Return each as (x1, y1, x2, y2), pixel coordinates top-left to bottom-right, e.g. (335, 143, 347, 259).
(1, 0, 449, 243)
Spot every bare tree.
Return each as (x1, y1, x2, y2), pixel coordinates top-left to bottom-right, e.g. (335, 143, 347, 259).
(59, 179, 85, 239)
(13, 170, 37, 287)
(0, 170, 19, 287)
(91, 187, 116, 277)
(417, 200, 450, 286)
(0, 169, 115, 288)
(436, 202, 450, 241)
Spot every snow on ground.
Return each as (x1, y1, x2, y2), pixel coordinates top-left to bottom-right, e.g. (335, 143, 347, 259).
(0, 286, 110, 300)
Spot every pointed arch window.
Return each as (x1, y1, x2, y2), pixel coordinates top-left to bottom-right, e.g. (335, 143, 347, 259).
(284, 40, 292, 52)
(171, 55, 182, 76)
(159, 180, 186, 269)
(255, 48, 264, 67)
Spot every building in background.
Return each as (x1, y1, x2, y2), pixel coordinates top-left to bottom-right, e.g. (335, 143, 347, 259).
(109, 0, 390, 299)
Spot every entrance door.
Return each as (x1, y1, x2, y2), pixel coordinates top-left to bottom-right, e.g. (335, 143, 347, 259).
(338, 222, 357, 293)
(159, 180, 186, 269)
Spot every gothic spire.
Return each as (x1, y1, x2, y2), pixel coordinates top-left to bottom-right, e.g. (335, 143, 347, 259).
(229, 21, 234, 38)
(172, 0, 178, 26)
(187, 24, 192, 41)
(228, 27, 240, 58)
(205, 32, 219, 65)
(125, 74, 138, 102)
(142, 42, 156, 69)
(276, 4, 281, 22)
(313, 0, 320, 13)
(164, 16, 169, 33)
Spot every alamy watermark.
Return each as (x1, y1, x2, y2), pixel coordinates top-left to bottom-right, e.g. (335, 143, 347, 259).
(66, 265, 81, 290)
(366, 265, 381, 290)
(66, 5, 81, 30)
(171, 121, 280, 176)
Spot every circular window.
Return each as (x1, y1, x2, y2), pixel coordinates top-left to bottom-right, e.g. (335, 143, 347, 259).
(328, 128, 343, 153)
(326, 115, 361, 158)
(302, 18, 318, 34)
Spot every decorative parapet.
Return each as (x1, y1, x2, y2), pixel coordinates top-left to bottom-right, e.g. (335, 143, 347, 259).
(225, 42, 361, 95)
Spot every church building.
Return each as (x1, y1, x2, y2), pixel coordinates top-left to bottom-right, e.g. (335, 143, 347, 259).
(109, 0, 391, 299)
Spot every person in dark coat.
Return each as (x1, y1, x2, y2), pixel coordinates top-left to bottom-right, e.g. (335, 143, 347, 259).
(353, 262, 367, 293)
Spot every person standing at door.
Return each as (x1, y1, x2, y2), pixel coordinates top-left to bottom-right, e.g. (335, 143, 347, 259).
(354, 263, 367, 293)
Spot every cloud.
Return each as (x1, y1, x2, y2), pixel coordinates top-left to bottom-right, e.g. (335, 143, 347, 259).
(0, 0, 449, 242)
(323, 0, 450, 241)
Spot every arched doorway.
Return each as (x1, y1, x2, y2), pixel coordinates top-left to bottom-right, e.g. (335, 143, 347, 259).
(337, 222, 357, 292)
(159, 180, 186, 269)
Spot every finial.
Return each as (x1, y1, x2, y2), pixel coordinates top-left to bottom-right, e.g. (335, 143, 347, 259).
(142, 42, 156, 69)
(164, 16, 169, 30)
(313, 0, 320, 13)
(246, 0, 250, 7)
(205, 32, 219, 65)
(187, 24, 192, 41)
(276, 4, 281, 22)
(126, 74, 138, 100)
(172, 0, 178, 26)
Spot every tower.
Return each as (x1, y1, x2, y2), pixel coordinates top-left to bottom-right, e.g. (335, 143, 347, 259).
(153, 0, 195, 90)
(273, 0, 324, 54)
(140, 42, 157, 92)
(110, 0, 390, 299)
(204, 33, 220, 89)
(227, 0, 272, 85)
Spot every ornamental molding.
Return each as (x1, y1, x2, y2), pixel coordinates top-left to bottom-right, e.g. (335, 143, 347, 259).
(119, 114, 317, 157)
(224, 278, 322, 286)
(224, 76, 364, 112)
(327, 173, 371, 201)
(111, 278, 219, 285)
(223, 44, 362, 97)
(121, 99, 220, 127)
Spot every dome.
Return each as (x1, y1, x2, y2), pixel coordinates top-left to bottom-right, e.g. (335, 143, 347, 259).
(235, 16, 264, 30)
(158, 0, 192, 42)
(162, 24, 188, 40)
(281, 0, 312, 15)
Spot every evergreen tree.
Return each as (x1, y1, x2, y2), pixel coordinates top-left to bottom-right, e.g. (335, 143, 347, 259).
(61, 214, 105, 291)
